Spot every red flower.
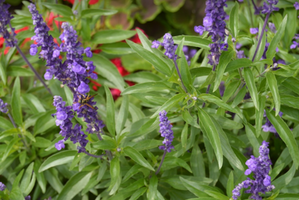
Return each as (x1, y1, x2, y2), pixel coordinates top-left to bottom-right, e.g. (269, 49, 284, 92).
(0, 26, 30, 55)
(46, 12, 63, 30)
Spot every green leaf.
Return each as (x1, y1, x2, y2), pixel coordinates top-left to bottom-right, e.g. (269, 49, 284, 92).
(177, 37, 192, 92)
(116, 95, 129, 135)
(180, 177, 228, 200)
(243, 67, 259, 110)
(92, 30, 135, 44)
(0, 53, 7, 85)
(57, 171, 92, 200)
(132, 139, 162, 151)
(11, 77, 22, 125)
(198, 94, 239, 114)
(123, 146, 154, 171)
(34, 161, 47, 193)
(1, 138, 19, 162)
(255, 95, 266, 137)
(39, 150, 77, 172)
(266, 15, 287, 59)
(100, 42, 134, 54)
(0, 116, 13, 130)
(266, 110, 299, 168)
(181, 123, 188, 149)
(280, 94, 299, 110)
(210, 117, 244, 171)
(173, 35, 212, 50)
(266, 71, 280, 115)
(147, 175, 158, 200)
(10, 169, 24, 200)
(87, 54, 125, 91)
(151, 93, 186, 118)
(127, 40, 171, 76)
(252, 18, 266, 61)
(161, 156, 192, 173)
(198, 108, 223, 169)
(283, 8, 296, 48)
(20, 162, 34, 193)
(91, 135, 116, 150)
(7, 66, 34, 77)
(104, 86, 116, 137)
(229, 2, 239, 38)
(282, 77, 299, 95)
(122, 82, 171, 95)
(22, 93, 46, 113)
(136, 28, 152, 50)
(129, 187, 147, 200)
(81, 8, 117, 18)
(34, 110, 56, 135)
(226, 172, 234, 197)
(225, 58, 252, 72)
(42, 2, 73, 16)
(245, 124, 260, 156)
(213, 49, 234, 92)
(44, 168, 63, 193)
(272, 163, 296, 191)
(122, 54, 153, 72)
(191, 144, 205, 178)
(108, 157, 121, 195)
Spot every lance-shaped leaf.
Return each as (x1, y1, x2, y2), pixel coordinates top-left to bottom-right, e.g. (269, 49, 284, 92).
(243, 67, 259, 110)
(108, 157, 121, 195)
(266, 110, 299, 168)
(123, 146, 154, 171)
(213, 49, 234, 92)
(39, 150, 77, 172)
(198, 108, 223, 169)
(127, 40, 171, 76)
(57, 171, 92, 200)
(104, 86, 116, 137)
(11, 77, 22, 125)
(173, 35, 211, 50)
(266, 15, 287, 59)
(229, 2, 239, 38)
(266, 71, 280, 115)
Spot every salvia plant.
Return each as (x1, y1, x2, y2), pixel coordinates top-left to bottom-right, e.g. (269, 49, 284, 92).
(0, 0, 299, 199)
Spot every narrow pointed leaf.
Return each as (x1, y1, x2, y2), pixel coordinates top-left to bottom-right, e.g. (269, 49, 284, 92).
(104, 86, 116, 137)
(124, 146, 154, 171)
(243, 67, 259, 110)
(198, 108, 223, 169)
(266, 71, 280, 115)
(266, 110, 299, 168)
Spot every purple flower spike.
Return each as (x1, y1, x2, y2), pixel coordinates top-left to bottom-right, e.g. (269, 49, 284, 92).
(25, 195, 31, 200)
(55, 140, 65, 150)
(194, 25, 205, 35)
(194, 0, 228, 65)
(232, 141, 274, 200)
(151, 40, 161, 48)
(262, 0, 279, 14)
(158, 110, 174, 152)
(0, 99, 8, 114)
(250, 28, 259, 34)
(78, 81, 90, 94)
(0, 0, 17, 47)
(0, 182, 6, 191)
(295, 2, 299, 10)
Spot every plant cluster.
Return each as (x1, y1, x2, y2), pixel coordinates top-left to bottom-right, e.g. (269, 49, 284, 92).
(0, 0, 299, 200)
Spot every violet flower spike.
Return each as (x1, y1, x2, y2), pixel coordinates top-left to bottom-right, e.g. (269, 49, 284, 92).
(0, 182, 6, 191)
(155, 110, 174, 175)
(0, 98, 9, 114)
(295, 2, 299, 10)
(151, 33, 188, 93)
(232, 141, 275, 200)
(0, 0, 17, 47)
(194, 0, 228, 66)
